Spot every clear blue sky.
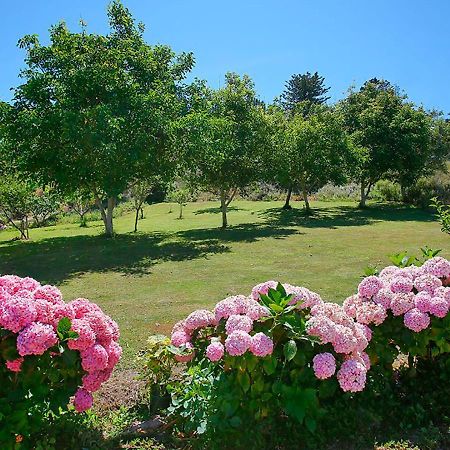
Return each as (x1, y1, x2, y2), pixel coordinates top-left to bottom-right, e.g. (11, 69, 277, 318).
(1, 0, 449, 113)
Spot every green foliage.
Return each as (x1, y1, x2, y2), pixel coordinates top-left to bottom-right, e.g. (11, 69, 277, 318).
(372, 180, 402, 202)
(431, 197, 450, 234)
(29, 187, 61, 227)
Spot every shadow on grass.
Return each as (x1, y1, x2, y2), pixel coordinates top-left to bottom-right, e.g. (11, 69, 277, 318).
(194, 205, 245, 215)
(260, 203, 434, 229)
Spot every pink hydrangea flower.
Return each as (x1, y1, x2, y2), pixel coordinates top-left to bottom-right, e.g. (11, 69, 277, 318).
(83, 311, 114, 346)
(373, 288, 394, 309)
(225, 330, 252, 356)
(250, 332, 274, 357)
(403, 265, 423, 280)
(73, 388, 93, 412)
(225, 314, 253, 334)
(104, 340, 122, 369)
(246, 301, 269, 320)
(6, 357, 24, 372)
(390, 293, 415, 316)
(422, 257, 450, 279)
(0, 296, 37, 333)
(80, 344, 109, 372)
(414, 274, 442, 295)
(69, 298, 102, 318)
(434, 286, 450, 306)
(389, 276, 413, 294)
(68, 319, 96, 351)
(171, 330, 191, 347)
(306, 315, 336, 344)
(206, 341, 224, 362)
(414, 291, 432, 313)
(184, 309, 215, 332)
(358, 276, 384, 299)
(17, 322, 58, 356)
(33, 285, 63, 304)
(343, 295, 362, 318)
(337, 359, 367, 392)
(313, 352, 336, 379)
(332, 325, 358, 354)
(355, 302, 387, 326)
(403, 308, 430, 332)
(429, 297, 449, 318)
(251, 280, 278, 301)
(214, 297, 239, 321)
(82, 370, 109, 392)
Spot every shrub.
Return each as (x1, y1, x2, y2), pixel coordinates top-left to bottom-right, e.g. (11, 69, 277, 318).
(0, 275, 122, 447)
(315, 183, 360, 201)
(372, 180, 402, 202)
(431, 197, 450, 234)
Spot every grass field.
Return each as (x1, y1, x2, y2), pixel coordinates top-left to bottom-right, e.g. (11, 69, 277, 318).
(0, 200, 448, 366)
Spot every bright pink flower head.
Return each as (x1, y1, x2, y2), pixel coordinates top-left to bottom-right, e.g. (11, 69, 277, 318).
(373, 288, 394, 309)
(18, 277, 41, 292)
(379, 266, 401, 281)
(68, 319, 96, 351)
(82, 370, 110, 392)
(33, 299, 56, 325)
(358, 276, 384, 299)
(80, 343, 109, 372)
(434, 287, 450, 306)
(104, 340, 122, 369)
(337, 359, 367, 392)
(403, 308, 430, 332)
(184, 309, 215, 332)
(225, 314, 253, 334)
(0, 275, 23, 295)
(84, 311, 114, 346)
(171, 330, 191, 347)
(251, 280, 278, 301)
(33, 285, 63, 305)
(389, 276, 413, 294)
(17, 322, 58, 356)
(69, 298, 102, 319)
(206, 341, 224, 362)
(225, 330, 252, 356)
(0, 296, 37, 333)
(429, 297, 449, 318)
(6, 357, 24, 373)
(390, 293, 415, 316)
(313, 352, 336, 379)
(414, 274, 442, 295)
(52, 303, 76, 327)
(422, 257, 450, 279)
(250, 332, 274, 357)
(73, 388, 93, 412)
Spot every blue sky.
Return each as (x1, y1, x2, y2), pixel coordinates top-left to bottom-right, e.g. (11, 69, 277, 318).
(1, 1, 449, 113)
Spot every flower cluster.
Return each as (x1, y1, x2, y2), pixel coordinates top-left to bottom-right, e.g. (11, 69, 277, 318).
(344, 257, 450, 334)
(171, 281, 370, 392)
(0, 275, 121, 413)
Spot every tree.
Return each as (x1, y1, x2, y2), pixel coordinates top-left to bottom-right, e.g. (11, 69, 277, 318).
(178, 73, 268, 228)
(65, 189, 95, 227)
(167, 186, 193, 219)
(275, 107, 356, 213)
(2, 1, 193, 236)
(339, 79, 432, 208)
(280, 71, 330, 114)
(29, 187, 61, 227)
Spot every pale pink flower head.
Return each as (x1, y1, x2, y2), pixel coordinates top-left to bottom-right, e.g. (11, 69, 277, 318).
(73, 388, 93, 412)
(250, 332, 274, 357)
(17, 322, 58, 356)
(403, 265, 423, 280)
(313, 352, 336, 379)
(414, 274, 442, 295)
(225, 330, 252, 356)
(206, 341, 224, 362)
(379, 266, 401, 281)
(246, 301, 270, 321)
(306, 315, 336, 344)
(414, 291, 433, 313)
(80, 343, 109, 372)
(429, 297, 449, 318)
(68, 319, 96, 351)
(355, 302, 387, 326)
(214, 297, 239, 322)
(184, 309, 215, 332)
(434, 286, 450, 306)
(373, 288, 394, 309)
(404, 308, 430, 332)
(389, 276, 413, 294)
(6, 357, 24, 373)
(390, 293, 415, 316)
(337, 359, 367, 392)
(232, 295, 251, 315)
(332, 324, 358, 354)
(251, 280, 278, 301)
(358, 276, 383, 299)
(171, 330, 191, 347)
(343, 295, 362, 318)
(421, 257, 450, 279)
(0, 296, 37, 333)
(225, 314, 253, 334)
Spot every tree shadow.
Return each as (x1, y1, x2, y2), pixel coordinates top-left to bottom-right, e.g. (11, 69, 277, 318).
(0, 232, 229, 284)
(194, 206, 245, 215)
(260, 203, 435, 229)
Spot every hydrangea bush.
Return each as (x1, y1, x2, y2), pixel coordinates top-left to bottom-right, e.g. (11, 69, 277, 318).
(0, 275, 122, 446)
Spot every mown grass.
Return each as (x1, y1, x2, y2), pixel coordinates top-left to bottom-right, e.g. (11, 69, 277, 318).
(0, 200, 448, 365)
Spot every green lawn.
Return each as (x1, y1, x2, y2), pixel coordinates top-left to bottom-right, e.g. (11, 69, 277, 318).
(0, 200, 448, 366)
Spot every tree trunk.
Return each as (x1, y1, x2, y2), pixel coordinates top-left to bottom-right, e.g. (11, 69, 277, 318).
(140, 207, 144, 219)
(105, 197, 115, 237)
(134, 208, 139, 232)
(301, 182, 311, 213)
(283, 186, 293, 210)
(179, 204, 183, 219)
(220, 190, 228, 229)
(359, 181, 367, 209)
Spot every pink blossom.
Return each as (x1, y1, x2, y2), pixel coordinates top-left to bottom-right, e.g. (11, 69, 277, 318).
(184, 309, 215, 332)
(373, 289, 394, 309)
(337, 359, 367, 392)
(171, 330, 191, 347)
(313, 352, 336, 379)
(206, 341, 224, 362)
(33, 285, 63, 304)
(379, 266, 401, 281)
(0, 296, 37, 332)
(6, 357, 24, 372)
(403, 308, 430, 332)
(225, 315, 253, 334)
(73, 388, 93, 412)
(355, 302, 387, 326)
(69, 298, 102, 318)
(390, 293, 415, 316)
(68, 319, 96, 351)
(414, 274, 442, 295)
(422, 257, 450, 279)
(250, 332, 274, 357)
(17, 322, 58, 356)
(332, 325, 358, 354)
(414, 291, 433, 313)
(389, 276, 413, 294)
(358, 276, 384, 299)
(429, 297, 449, 318)
(104, 341, 122, 369)
(434, 287, 450, 306)
(84, 311, 114, 346)
(251, 280, 278, 301)
(343, 295, 362, 318)
(80, 344, 109, 372)
(225, 330, 252, 356)
(246, 301, 269, 320)
(82, 370, 109, 392)
(214, 297, 239, 321)
(306, 315, 336, 344)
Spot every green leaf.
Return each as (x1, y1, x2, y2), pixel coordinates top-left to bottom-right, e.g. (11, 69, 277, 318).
(305, 416, 317, 433)
(284, 340, 297, 361)
(57, 317, 72, 335)
(237, 371, 251, 392)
